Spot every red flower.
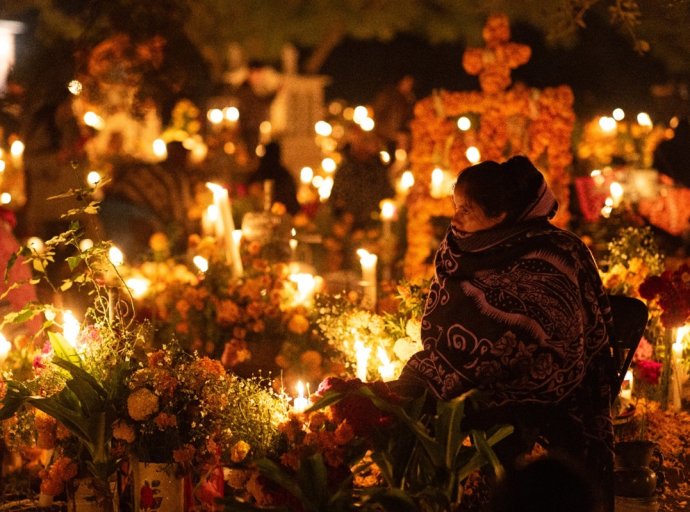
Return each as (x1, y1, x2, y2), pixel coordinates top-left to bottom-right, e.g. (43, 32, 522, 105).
(639, 266, 690, 328)
(315, 377, 399, 438)
(634, 359, 663, 386)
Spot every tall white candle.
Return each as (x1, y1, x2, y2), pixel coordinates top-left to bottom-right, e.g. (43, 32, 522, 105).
(380, 200, 395, 241)
(354, 338, 371, 382)
(358, 249, 378, 310)
(231, 230, 244, 278)
(207, 183, 237, 268)
(202, 204, 220, 238)
(430, 167, 445, 198)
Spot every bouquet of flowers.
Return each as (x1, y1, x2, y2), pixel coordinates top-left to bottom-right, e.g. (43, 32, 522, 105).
(639, 263, 690, 329)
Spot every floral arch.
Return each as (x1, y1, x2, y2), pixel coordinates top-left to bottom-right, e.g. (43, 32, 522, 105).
(404, 14, 575, 279)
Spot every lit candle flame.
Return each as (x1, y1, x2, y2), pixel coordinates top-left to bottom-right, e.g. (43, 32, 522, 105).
(293, 380, 310, 413)
(377, 346, 395, 381)
(354, 338, 371, 382)
(63, 310, 81, 348)
(0, 333, 11, 362)
(193, 255, 209, 273)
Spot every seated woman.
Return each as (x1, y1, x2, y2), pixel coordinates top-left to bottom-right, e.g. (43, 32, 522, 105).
(396, 156, 614, 507)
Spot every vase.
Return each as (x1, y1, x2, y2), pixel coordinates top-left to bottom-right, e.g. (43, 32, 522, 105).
(67, 477, 114, 512)
(132, 461, 184, 512)
(614, 440, 664, 499)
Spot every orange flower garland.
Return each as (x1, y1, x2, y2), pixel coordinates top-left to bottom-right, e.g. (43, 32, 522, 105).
(404, 14, 574, 279)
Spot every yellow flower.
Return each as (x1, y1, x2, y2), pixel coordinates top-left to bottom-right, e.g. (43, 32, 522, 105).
(230, 440, 251, 463)
(288, 314, 310, 335)
(226, 468, 249, 489)
(149, 232, 169, 253)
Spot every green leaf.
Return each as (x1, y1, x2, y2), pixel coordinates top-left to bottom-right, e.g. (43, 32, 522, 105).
(52, 357, 108, 401)
(297, 452, 328, 510)
(255, 458, 305, 503)
(306, 390, 343, 412)
(470, 429, 506, 481)
(360, 487, 419, 512)
(60, 279, 73, 291)
(48, 331, 79, 364)
(32, 258, 47, 273)
(66, 255, 82, 271)
(437, 396, 466, 469)
(3, 251, 17, 282)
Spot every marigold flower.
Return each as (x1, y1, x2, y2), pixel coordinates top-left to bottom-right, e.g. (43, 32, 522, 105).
(288, 314, 310, 335)
(173, 443, 196, 464)
(154, 412, 178, 430)
(127, 387, 160, 421)
(226, 468, 249, 489)
(230, 440, 251, 463)
(112, 420, 136, 443)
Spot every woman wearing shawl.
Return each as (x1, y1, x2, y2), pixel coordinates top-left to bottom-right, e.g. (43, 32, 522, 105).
(397, 156, 614, 508)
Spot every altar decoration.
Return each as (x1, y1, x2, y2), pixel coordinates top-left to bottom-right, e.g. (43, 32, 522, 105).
(71, 34, 165, 165)
(221, 378, 513, 511)
(638, 263, 690, 410)
(405, 14, 575, 278)
(576, 111, 666, 170)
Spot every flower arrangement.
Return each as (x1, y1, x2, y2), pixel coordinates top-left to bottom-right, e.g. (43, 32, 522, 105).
(127, 245, 291, 367)
(222, 377, 513, 512)
(600, 226, 664, 298)
(639, 263, 690, 329)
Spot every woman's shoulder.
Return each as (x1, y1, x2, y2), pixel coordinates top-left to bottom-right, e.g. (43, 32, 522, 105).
(524, 223, 593, 258)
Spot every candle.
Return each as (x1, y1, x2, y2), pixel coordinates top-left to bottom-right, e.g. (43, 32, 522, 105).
(357, 249, 378, 310)
(293, 381, 310, 413)
(207, 183, 238, 269)
(620, 369, 633, 401)
(290, 228, 298, 261)
(673, 325, 688, 386)
(202, 205, 220, 238)
(380, 200, 395, 241)
(377, 346, 395, 381)
(354, 338, 371, 382)
(397, 170, 414, 196)
(610, 182, 624, 207)
(231, 230, 244, 278)
(430, 167, 444, 198)
(63, 310, 81, 349)
(0, 333, 11, 362)
(10, 139, 24, 170)
(289, 273, 317, 307)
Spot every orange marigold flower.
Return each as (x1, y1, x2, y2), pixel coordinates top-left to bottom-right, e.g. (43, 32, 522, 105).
(287, 314, 310, 335)
(154, 412, 178, 430)
(112, 419, 136, 443)
(173, 444, 196, 465)
(279, 450, 301, 471)
(230, 440, 251, 463)
(334, 421, 355, 445)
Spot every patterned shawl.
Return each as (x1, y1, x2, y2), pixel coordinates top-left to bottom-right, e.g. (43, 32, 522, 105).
(398, 182, 614, 470)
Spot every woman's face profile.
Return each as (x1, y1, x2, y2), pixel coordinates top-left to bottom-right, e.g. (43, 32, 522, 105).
(452, 185, 506, 233)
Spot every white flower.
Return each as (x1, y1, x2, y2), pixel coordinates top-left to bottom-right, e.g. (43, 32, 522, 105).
(393, 337, 423, 362)
(405, 319, 422, 342)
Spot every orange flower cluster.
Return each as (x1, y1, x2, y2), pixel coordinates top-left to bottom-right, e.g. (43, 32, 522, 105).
(404, 14, 574, 279)
(121, 347, 233, 467)
(38, 456, 78, 496)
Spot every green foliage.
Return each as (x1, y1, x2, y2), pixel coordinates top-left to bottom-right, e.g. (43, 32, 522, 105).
(222, 386, 512, 512)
